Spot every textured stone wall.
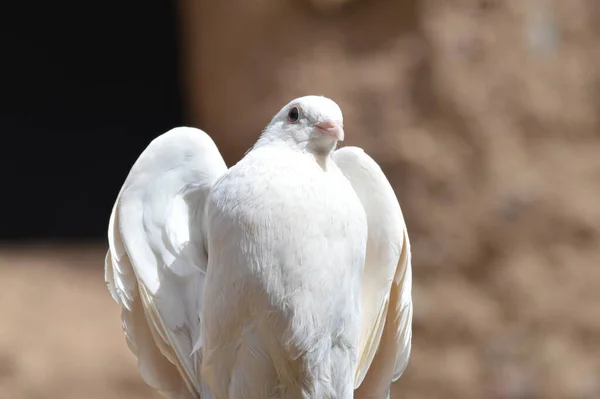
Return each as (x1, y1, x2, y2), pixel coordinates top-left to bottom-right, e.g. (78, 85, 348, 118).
(178, 0, 600, 397)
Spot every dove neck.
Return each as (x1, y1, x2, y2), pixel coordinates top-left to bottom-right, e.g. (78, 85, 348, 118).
(306, 139, 337, 170)
(252, 133, 336, 170)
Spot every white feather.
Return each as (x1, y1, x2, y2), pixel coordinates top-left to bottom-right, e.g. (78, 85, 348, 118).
(333, 146, 413, 398)
(104, 127, 227, 399)
(201, 143, 367, 398)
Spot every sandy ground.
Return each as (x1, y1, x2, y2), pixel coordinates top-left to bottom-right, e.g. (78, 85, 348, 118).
(0, 232, 598, 399)
(0, 245, 159, 399)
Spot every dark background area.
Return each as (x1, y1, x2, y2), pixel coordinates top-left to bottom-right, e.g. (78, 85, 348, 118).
(0, 1, 183, 240)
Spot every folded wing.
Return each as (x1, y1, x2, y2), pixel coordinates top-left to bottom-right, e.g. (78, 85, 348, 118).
(105, 127, 228, 399)
(333, 147, 413, 398)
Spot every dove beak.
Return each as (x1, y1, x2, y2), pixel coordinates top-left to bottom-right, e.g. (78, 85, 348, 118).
(316, 120, 344, 142)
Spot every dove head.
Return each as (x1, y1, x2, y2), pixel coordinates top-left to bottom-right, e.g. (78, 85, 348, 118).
(260, 95, 345, 157)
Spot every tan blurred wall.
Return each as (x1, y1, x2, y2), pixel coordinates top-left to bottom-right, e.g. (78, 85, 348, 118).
(178, 1, 600, 398)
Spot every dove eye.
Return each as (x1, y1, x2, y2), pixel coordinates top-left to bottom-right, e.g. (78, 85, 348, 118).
(288, 106, 300, 123)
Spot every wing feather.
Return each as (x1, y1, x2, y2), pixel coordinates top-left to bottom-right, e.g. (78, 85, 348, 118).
(104, 127, 227, 399)
(333, 146, 413, 398)
(392, 231, 412, 380)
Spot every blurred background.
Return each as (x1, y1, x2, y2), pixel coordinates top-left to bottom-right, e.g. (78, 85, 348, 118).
(1, 0, 599, 398)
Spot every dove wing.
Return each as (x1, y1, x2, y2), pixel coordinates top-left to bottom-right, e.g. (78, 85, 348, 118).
(105, 127, 227, 399)
(333, 147, 413, 398)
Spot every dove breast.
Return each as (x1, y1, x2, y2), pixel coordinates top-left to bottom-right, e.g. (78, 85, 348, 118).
(201, 144, 368, 399)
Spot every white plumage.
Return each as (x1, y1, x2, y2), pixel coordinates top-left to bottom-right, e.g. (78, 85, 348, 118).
(104, 95, 413, 399)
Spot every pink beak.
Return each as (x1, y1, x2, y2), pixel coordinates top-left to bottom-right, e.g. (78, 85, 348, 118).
(316, 120, 344, 142)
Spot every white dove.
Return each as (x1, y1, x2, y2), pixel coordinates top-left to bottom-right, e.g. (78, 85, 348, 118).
(104, 95, 413, 399)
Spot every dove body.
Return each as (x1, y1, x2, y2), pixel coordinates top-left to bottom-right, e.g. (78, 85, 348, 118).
(202, 115, 367, 398)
